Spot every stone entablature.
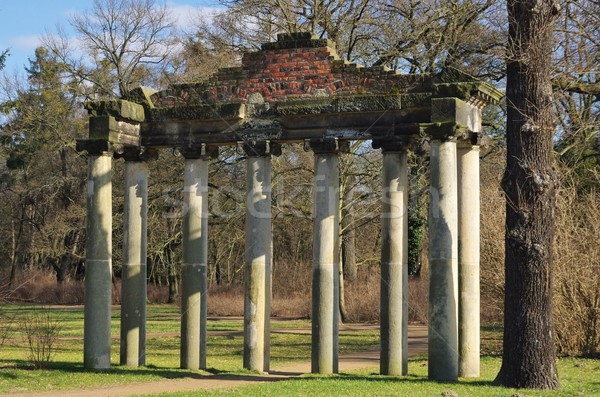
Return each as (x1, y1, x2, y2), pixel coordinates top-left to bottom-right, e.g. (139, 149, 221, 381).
(81, 32, 502, 151)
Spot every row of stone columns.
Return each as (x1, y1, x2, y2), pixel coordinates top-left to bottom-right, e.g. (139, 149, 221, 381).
(375, 135, 481, 381)
(82, 135, 480, 382)
(428, 138, 481, 381)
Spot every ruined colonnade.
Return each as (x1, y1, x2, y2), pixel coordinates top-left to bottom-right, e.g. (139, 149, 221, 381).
(80, 133, 483, 381)
(78, 32, 500, 382)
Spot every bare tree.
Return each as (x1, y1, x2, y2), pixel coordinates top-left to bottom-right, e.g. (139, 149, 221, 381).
(44, 0, 176, 98)
(552, 0, 600, 187)
(208, 0, 380, 62)
(495, 0, 561, 389)
(374, 0, 505, 77)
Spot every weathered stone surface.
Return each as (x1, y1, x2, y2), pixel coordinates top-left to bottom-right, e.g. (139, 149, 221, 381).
(89, 116, 140, 146)
(84, 153, 112, 370)
(89, 116, 118, 140)
(275, 94, 403, 116)
(420, 122, 470, 141)
(85, 32, 499, 151)
(431, 98, 470, 124)
(401, 93, 432, 108)
(428, 140, 459, 382)
(84, 100, 145, 122)
(148, 103, 245, 122)
(433, 82, 503, 103)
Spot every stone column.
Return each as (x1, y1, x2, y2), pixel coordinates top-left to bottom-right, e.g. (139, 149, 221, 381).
(375, 140, 409, 376)
(84, 146, 113, 370)
(458, 137, 481, 378)
(428, 138, 459, 382)
(243, 141, 277, 373)
(119, 148, 152, 367)
(180, 146, 212, 370)
(309, 139, 345, 375)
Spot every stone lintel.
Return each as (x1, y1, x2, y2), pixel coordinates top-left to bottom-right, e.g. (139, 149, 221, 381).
(305, 138, 350, 154)
(241, 140, 282, 157)
(84, 100, 145, 122)
(178, 144, 219, 160)
(140, 118, 435, 148)
(114, 147, 159, 162)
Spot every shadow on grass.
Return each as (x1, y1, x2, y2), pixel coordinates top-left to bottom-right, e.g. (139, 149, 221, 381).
(0, 359, 206, 380)
(0, 359, 297, 386)
(332, 373, 501, 388)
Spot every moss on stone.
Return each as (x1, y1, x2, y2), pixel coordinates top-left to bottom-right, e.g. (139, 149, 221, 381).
(431, 98, 468, 123)
(148, 103, 245, 122)
(84, 100, 145, 122)
(124, 87, 158, 109)
(275, 94, 404, 116)
(419, 122, 470, 140)
(433, 82, 503, 102)
(400, 93, 432, 108)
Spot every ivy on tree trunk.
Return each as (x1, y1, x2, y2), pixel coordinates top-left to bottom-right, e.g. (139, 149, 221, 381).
(495, 0, 560, 389)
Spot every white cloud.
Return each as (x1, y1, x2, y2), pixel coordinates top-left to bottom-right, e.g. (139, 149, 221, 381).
(10, 35, 42, 51)
(169, 2, 223, 30)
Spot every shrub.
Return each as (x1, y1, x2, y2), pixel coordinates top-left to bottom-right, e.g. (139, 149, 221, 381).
(22, 308, 63, 369)
(0, 309, 14, 346)
(553, 186, 600, 357)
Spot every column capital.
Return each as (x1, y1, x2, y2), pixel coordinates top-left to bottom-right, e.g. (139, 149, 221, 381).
(372, 137, 415, 153)
(457, 132, 482, 149)
(76, 139, 117, 156)
(239, 140, 282, 157)
(178, 144, 219, 160)
(304, 138, 350, 154)
(430, 134, 460, 144)
(115, 147, 158, 162)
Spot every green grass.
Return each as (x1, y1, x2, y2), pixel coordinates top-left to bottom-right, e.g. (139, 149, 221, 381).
(0, 304, 379, 393)
(147, 357, 600, 397)
(1, 305, 598, 396)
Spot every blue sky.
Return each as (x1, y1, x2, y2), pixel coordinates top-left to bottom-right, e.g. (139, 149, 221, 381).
(0, 0, 220, 75)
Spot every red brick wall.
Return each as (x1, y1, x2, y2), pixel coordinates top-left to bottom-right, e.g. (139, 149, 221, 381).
(152, 32, 428, 107)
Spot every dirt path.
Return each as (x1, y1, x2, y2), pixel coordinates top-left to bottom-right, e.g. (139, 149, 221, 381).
(2, 325, 428, 397)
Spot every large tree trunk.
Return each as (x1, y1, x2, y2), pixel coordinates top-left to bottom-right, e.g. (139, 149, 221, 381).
(495, 0, 560, 389)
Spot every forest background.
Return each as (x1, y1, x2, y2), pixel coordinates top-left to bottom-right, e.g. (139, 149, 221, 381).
(0, 0, 598, 358)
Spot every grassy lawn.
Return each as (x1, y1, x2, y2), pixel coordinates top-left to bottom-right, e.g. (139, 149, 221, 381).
(0, 304, 599, 396)
(0, 304, 378, 393)
(148, 357, 600, 397)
